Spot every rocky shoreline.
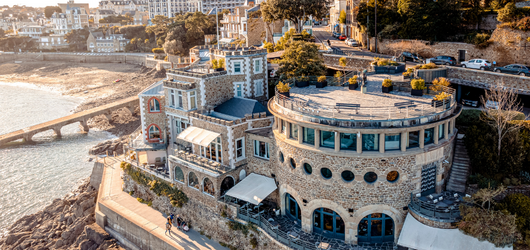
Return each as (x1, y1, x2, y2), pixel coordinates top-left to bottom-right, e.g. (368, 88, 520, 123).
(0, 178, 124, 250)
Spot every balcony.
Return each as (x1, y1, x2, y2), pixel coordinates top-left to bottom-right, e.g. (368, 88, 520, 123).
(169, 145, 232, 177)
(408, 191, 464, 222)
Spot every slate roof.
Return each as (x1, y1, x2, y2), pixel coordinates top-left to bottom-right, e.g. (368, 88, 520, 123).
(140, 80, 164, 96)
(213, 98, 270, 119)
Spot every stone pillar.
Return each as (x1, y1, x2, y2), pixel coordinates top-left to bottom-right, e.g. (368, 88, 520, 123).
(434, 125, 439, 144)
(23, 133, 34, 143)
(444, 121, 449, 140)
(315, 129, 320, 149)
(452, 119, 456, 135)
(357, 132, 362, 153)
(379, 133, 385, 153)
(298, 126, 303, 144)
(401, 132, 407, 152)
(419, 129, 425, 149)
(105, 114, 112, 122)
(80, 120, 90, 133)
(301, 211, 312, 234)
(335, 132, 340, 152)
(53, 127, 62, 137)
(128, 106, 136, 115)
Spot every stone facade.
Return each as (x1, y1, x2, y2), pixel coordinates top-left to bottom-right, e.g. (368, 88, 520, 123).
(322, 54, 373, 71)
(446, 66, 530, 93)
(408, 209, 456, 229)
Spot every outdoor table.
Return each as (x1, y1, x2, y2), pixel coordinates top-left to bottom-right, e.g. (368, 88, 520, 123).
(317, 242, 330, 250)
(435, 202, 449, 208)
(289, 231, 300, 240)
(269, 220, 280, 230)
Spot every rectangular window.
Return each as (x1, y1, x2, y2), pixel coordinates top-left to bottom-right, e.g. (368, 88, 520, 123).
(201, 136, 222, 162)
(177, 91, 183, 108)
(320, 131, 335, 148)
(291, 124, 298, 140)
(170, 89, 175, 107)
(236, 83, 242, 97)
(425, 128, 434, 145)
(385, 133, 401, 151)
(234, 62, 241, 73)
(340, 133, 357, 150)
(362, 134, 379, 151)
(282, 120, 287, 135)
(254, 59, 261, 73)
(253, 140, 269, 159)
(438, 124, 444, 139)
(189, 91, 197, 110)
(407, 131, 420, 148)
(236, 138, 245, 160)
(303, 127, 315, 145)
(255, 80, 263, 96)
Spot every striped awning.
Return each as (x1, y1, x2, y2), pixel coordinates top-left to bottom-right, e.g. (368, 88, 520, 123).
(177, 126, 220, 147)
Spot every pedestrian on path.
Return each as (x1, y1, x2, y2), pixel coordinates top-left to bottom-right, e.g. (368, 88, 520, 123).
(169, 213, 174, 225)
(165, 221, 172, 234)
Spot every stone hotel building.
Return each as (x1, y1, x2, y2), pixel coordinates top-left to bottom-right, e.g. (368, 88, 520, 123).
(127, 44, 462, 247)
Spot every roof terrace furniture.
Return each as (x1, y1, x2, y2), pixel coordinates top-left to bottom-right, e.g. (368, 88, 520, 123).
(335, 103, 360, 114)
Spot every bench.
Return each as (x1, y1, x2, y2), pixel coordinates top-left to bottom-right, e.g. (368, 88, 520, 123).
(395, 101, 417, 114)
(335, 103, 360, 114)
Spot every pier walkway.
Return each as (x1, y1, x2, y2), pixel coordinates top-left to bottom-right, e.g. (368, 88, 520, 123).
(95, 156, 226, 250)
(0, 96, 138, 147)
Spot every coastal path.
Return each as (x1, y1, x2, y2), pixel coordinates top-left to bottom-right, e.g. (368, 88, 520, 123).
(95, 156, 227, 250)
(0, 96, 139, 147)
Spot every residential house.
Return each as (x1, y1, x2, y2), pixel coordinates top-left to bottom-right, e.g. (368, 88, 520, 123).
(94, 9, 116, 24)
(58, 0, 90, 13)
(38, 34, 69, 50)
(86, 31, 130, 52)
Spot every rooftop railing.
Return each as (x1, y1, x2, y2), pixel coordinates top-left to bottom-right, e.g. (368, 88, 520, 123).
(271, 77, 456, 123)
(169, 143, 232, 175)
(408, 192, 463, 222)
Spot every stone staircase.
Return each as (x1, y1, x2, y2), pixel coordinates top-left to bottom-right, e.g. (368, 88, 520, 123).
(446, 134, 471, 193)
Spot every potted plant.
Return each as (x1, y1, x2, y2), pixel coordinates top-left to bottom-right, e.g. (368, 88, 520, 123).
(432, 92, 451, 108)
(348, 76, 358, 90)
(316, 76, 327, 88)
(382, 79, 393, 93)
(277, 81, 291, 97)
(217, 58, 225, 71)
(296, 76, 309, 87)
(410, 78, 426, 96)
(403, 68, 414, 80)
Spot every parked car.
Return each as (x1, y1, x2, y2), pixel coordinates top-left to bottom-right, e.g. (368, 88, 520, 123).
(427, 55, 457, 66)
(493, 64, 530, 76)
(401, 52, 424, 63)
(485, 100, 499, 109)
(461, 59, 492, 70)
(338, 35, 347, 41)
(345, 38, 358, 46)
(332, 32, 340, 38)
(461, 91, 481, 107)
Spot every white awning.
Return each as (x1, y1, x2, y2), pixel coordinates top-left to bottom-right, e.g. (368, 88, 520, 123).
(177, 126, 221, 147)
(398, 213, 512, 250)
(219, 38, 234, 44)
(225, 173, 277, 205)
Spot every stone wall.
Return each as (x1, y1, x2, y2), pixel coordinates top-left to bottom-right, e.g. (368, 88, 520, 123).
(446, 66, 530, 91)
(122, 174, 283, 250)
(322, 54, 373, 71)
(408, 209, 456, 229)
(140, 94, 167, 143)
(0, 53, 146, 65)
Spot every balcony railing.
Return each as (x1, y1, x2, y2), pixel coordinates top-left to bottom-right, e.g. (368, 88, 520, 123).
(170, 144, 232, 175)
(408, 192, 463, 222)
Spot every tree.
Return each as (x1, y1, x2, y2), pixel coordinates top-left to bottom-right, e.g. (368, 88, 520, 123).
(65, 27, 90, 51)
(185, 11, 211, 48)
(497, 3, 518, 23)
(260, 0, 328, 33)
(44, 6, 62, 18)
(163, 26, 186, 55)
(146, 15, 171, 42)
(481, 84, 528, 158)
(0, 29, 4, 38)
(276, 41, 326, 80)
(339, 10, 346, 24)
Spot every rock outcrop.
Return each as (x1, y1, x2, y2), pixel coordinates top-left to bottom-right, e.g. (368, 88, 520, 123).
(0, 179, 123, 250)
(89, 136, 128, 156)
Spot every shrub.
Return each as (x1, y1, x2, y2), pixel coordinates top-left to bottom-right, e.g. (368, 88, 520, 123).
(434, 92, 451, 101)
(152, 48, 164, 54)
(334, 71, 343, 79)
(430, 77, 451, 92)
(298, 76, 309, 82)
(339, 57, 347, 67)
(514, 17, 530, 32)
(147, 201, 152, 206)
(129, 191, 134, 196)
(211, 59, 219, 69)
(498, 193, 530, 246)
(456, 109, 482, 126)
(263, 41, 274, 53)
(277, 81, 291, 92)
(317, 76, 327, 82)
(137, 197, 145, 203)
(382, 79, 392, 87)
(403, 71, 412, 77)
(349, 76, 358, 84)
(218, 58, 225, 69)
(419, 63, 438, 69)
(250, 237, 258, 248)
(469, 174, 500, 189)
(502, 177, 521, 186)
(372, 57, 399, 66)
(498, 3, 518, 23)
(411, 78, 426, 90)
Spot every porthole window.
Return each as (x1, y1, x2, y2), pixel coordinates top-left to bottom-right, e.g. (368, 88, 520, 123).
(290, 158, 296, 169)
(387, 171, 399, 183)
(341, 171, 355, 182)
(279, 152, 284, 163)
(364, 172, 378, 183)
(303, 163, 312, 174)
(321, 168, 332, 179)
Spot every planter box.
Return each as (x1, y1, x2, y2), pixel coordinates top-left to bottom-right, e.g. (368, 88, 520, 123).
(416, 67, 447, 83)
(382, 86, 393, 93)
(316, 81, 328, 88)
(215, 68, 225, 72)
(371, 63, 406, 74)
(296, 81, 309, 87)
(348, 83, 358, 90)
(278, 91, 290, 98)
(411, 89, 423, 96)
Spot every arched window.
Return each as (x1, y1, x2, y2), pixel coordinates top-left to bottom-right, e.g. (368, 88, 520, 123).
(188, 172, 199, 189)
(220, 176, 235, 196)
(148, 125, 160, 140)
(313, 208, 345, 239)
(285, 193, 301, 222)
(148, 98, 160, 112)
(239, 169, 246, 180)
(203, 178, 215, 196)
(174, 166, 184, 182)
(358, 213, 394, 243)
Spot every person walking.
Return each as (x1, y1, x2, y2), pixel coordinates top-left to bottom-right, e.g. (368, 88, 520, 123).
(169, 213, 175, 225)
(165, 221, 172, 234)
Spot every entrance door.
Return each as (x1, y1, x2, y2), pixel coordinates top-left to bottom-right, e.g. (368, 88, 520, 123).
(312, 208, 345, 240)
(286, 193, 301, 222)
(421, 163, 437, 196)
(358, 213, 394, 243)
(458, 50, 466, 63)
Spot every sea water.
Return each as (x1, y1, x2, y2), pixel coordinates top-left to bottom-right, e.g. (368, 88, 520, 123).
(0, 82, 114, 236)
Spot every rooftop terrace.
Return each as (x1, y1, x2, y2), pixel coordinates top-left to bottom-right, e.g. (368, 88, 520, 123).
(269, 74, 456, 128)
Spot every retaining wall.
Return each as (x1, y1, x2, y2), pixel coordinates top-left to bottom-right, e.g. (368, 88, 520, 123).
(446, 66, 530, 91)
(0, 53, 147, 66)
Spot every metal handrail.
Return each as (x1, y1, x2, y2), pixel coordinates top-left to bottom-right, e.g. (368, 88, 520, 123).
(273, 82, 457, 122)
(408, 193, 462, 221)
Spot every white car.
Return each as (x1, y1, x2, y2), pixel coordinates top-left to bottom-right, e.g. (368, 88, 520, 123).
(461, 59, 492, 70)
(345, 38, 359, 47)
(485, 100, 499, 109)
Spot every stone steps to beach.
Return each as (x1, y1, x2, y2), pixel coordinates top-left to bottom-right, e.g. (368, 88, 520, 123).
(446, 136, 471, 193)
